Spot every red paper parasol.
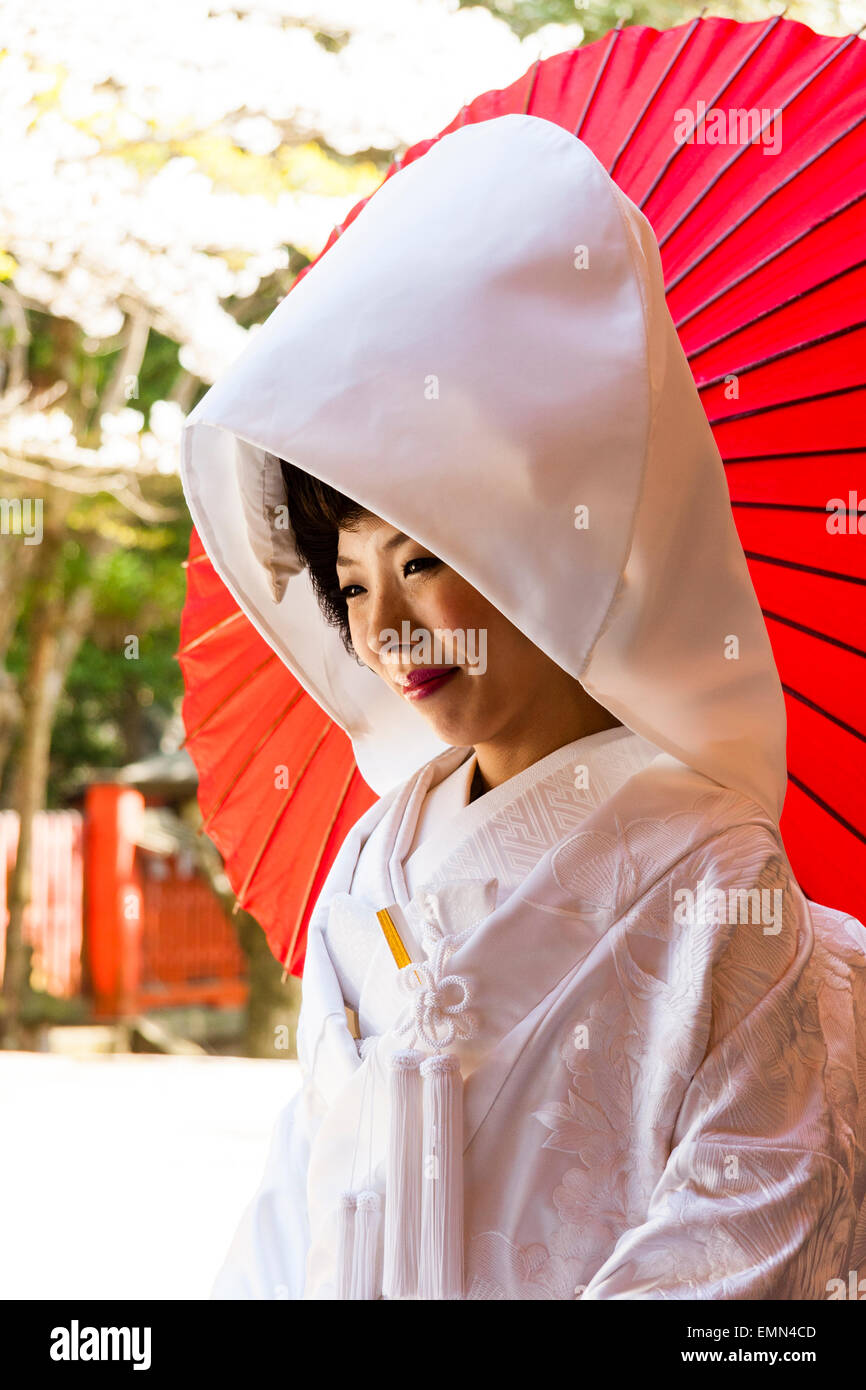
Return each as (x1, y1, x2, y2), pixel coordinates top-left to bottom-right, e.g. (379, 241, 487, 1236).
(179, 526, 377, 976)
(180, 13, 866, 976)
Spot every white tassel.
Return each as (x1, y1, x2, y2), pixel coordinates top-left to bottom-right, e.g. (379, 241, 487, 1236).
(418, 1052, 464, 1299)
(383, 1049, 423, 1299)
(350, 1189, 383, 1300)
(336, 1191, 356, 1299)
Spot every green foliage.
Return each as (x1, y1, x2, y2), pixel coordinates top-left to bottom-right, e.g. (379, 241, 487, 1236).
(25, 308, 58, 376)
(3, 484, 191, 803)
(84, 328, 182, 431)
(50, 506, 191, 800)
(459, 0, 763, 44)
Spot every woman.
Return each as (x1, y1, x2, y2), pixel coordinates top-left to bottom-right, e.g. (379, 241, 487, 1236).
(180, 114, 866, 1299)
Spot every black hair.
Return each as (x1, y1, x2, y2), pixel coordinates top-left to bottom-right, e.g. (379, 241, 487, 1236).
(278, 458, 372, 659)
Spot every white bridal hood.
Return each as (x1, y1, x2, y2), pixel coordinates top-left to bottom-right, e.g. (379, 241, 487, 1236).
(180, 113, 787, 818)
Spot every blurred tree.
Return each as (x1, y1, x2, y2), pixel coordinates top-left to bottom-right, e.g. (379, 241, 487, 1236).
(461, 0, 861, 43)
(0, 2, 465, 1051)
(0, 310, 183, 1047)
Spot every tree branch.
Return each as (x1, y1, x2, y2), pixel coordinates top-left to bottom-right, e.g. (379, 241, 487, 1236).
(99, 307, 152, 417)
(0, 284, 31, 396)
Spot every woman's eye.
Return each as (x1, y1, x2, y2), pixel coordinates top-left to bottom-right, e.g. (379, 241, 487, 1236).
(403, 556, 441, 578)
(339, 557, 440, 600)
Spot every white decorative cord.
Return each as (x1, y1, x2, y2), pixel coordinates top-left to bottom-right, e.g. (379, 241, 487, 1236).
(348, 1042, 373, 1193)
(393, 889, 478, 1053)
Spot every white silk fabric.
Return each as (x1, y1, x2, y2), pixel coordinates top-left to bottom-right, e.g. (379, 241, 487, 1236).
(211, 733, 866, 1300)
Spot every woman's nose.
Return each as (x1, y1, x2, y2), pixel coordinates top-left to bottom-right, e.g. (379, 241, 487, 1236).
(364, 582, 412, 664)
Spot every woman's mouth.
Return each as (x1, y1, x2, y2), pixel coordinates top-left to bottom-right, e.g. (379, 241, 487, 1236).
(398, 667, 459, 700)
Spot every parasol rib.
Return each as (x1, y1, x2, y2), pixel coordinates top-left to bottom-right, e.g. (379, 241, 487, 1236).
(685, 259, 866, 360)
(200, 690, 305, 833)
(177, 608, 244, 655)
(638, 11, 786, 210)
(764, 611, 866, 662)
(732, 501, 863, 516)
(608, 13, 706, 178)
(708, 381, 864, 425)
(744, 551, 866, 586)
(181, 653, 278, 745)
(574, 22, 624, 140)
(787, 772, 866, 847)
(673, 191, 866, 324)
(782, 684, 865, 744)
(665, 112, 866, 293)
(658, 30, 864, 250)
(280, 758, 361, 979)
(521, 56, 542, 115)
(231, 723, 332, 914)
(723, 447, 866, 462)
(695, 318, 866, 389)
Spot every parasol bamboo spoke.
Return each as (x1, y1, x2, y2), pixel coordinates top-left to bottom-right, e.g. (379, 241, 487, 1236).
(732, 501, 861, 514)
(782, 683, 866, 744)
(664, 111, 866, 293)
(231, 722, 333, 914)
(608, 12, 707, 178)
(280, 759, 361, 979)
(695, 319, 866, 390)
(177, 608, 244, 655)
(763, 610, 866, 662)
(685, 259, 866, 361)
(787, 771, 866, 847)
(181, 652, 278, 746)
(708, 381, 865, 426)
(673, 191, 866, 325)
(573, 21, 625, 139)
(521, 56, 542, 115)
(637, 11, 787, 211)
(723, 446, 866, 462)
(200, 690, 305, 833)
(744, 550, 866, 585)
(657, 29, 864, 250)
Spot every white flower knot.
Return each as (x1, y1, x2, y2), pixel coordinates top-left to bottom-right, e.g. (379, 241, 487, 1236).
(395, 955, 477, 1052)
(393, 880, 493, 1052)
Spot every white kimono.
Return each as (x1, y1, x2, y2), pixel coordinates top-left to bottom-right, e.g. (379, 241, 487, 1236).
(211, 726, 866, 1299)
(179, 115, 866, 1301)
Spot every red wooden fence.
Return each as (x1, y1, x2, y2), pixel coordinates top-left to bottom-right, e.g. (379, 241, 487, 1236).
(137, 850, 247, 1011)
(0, 787, 247, 1015)
(0, 810, 84, 997)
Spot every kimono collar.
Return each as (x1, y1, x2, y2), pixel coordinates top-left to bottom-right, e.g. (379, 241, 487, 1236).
(297, 751, 778, 1119)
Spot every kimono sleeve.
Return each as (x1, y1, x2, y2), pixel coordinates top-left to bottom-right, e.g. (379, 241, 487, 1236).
(578, 1139, 855, 1300)
(580, 836, 863, 1301)
(210, 1082, 312, 1300)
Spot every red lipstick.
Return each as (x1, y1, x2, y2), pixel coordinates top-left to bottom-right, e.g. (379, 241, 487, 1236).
(400, 667, 459, 700)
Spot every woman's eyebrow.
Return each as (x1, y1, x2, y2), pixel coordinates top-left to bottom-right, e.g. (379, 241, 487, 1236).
(336, 531, 411, 568)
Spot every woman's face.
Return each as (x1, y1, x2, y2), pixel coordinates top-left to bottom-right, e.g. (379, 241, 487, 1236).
(336, 513, 597, 751)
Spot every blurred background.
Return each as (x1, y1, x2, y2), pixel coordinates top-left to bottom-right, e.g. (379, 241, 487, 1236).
(0, 0, 861, 1297)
